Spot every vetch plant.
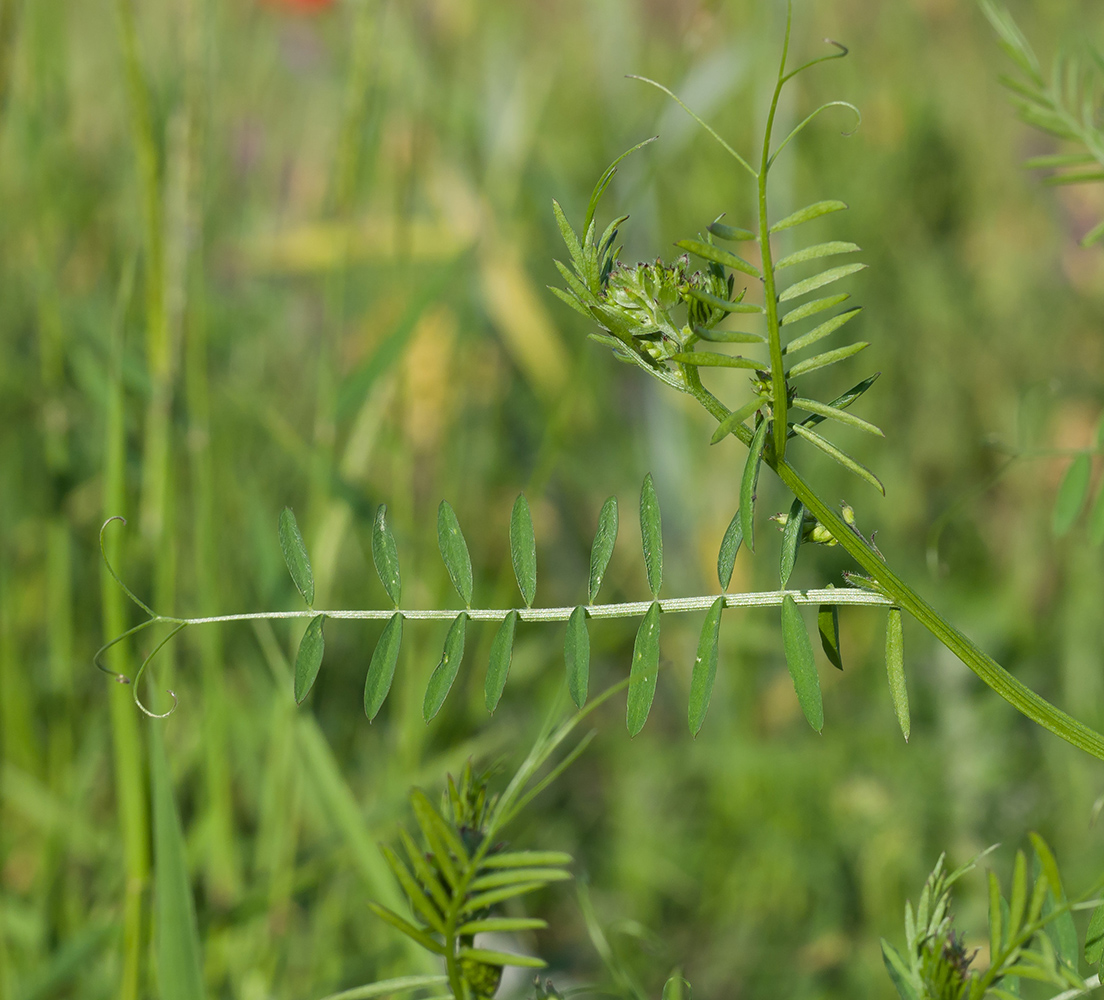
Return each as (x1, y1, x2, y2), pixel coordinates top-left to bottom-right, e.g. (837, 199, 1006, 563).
(96, 5, 1104, 761)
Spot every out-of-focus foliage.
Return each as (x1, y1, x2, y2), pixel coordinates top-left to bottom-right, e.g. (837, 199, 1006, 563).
(3, 1, 1104, 998)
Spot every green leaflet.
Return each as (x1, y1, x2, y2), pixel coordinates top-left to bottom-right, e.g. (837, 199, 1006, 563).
(552, 199, 585, 277)
(457, 918, 548, 935)
(510, 494, 537, 607)
(886, 607, 910, 741)
(565, 606, 590, 708)
(717, 509, 743, 590)
(437, 500, 473, 606)
(294, 614, 326, 704)
(366, 901, 446, 955)
(640, 473, 663, 597)
(485, 610, 517, 713)
(627, 601, 661, 736)
(793, 373, 881, 436)
(779, 496, 804, 588)
(458, 948, 546, 969)
(707, 220, 756, 241)
(790, 422, 885, 495)
(674, 238, 762, 279)
(669, 351, 760, 369)
(774, 241, 860, 269)
(779, 262, 867, 302)
(770, 199, 848, 233)
(818, 599, 844, 671)
(423, 612, 468, 721)
(741, 418, 770, 552)
(589, 496, 618, 603)
(781, 595, 823, 732)
(1085, 902, 1104, 966)
(149, 727, 205, 1000)
(783, 308, 862, 355)
(1053, 453, 1091, 536)
(694, 326, 766, 343)
(786, 340, 868, 377)
(364, 612, 403, 721)
(781, 291, 850, 326)
(372, 504, 402, 606)
(790, 396, 883, 436)
(279, 507, 314, 607)
(881, 939, 921, 1000)
(688, 596, 723, 736)
(684, 287, 763, 317)
(710, 397, 763, 445)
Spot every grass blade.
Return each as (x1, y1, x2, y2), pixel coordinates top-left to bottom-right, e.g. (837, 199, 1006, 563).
(565, 606, 590, 708)
(775, 241, 860, 269)
(781, 595, 823, 732)
(886, 607, 910, 741)
(717, 509, 743, 589)
(675, 238, 762, 279)
(589, 496, 618, 603)
(779, 496, 804, 588)
(294, 614, 326, 704)
(510, 494, 537, 607)
(640, 473, 663, 597)
(437, 500, 473, 606)
(770, 200, 848, 233)
(372, 504, 402, 607)
(784, 308, 862, 354)
(485, 610, 517, 713)
(364, 612, 403, 721)
(149, 728, 205, 1000)
(779, 263, 867, 302)
(627, 601, 661, 736)
(818, 600, 844, 670)
(1053, 453, 1091, 536)
(689, 596, 723, 736)
(741, 418, 770, 552)
(279, 507, 314, 607)
(790, 422, 885, 494)
(423, 612, 468, 721)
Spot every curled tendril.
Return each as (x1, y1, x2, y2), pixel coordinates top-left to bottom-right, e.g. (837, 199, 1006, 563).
(94, 619, 161, 682)
(769, 101, 862, 169)
(781, 39, 850, 86)
(99, 517, 158, 618)
(131, 623, 187, 718)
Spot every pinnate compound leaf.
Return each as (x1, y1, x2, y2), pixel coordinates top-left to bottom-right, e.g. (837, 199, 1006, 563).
(689, 597, 724, 736)
(741, 418, 770, 552)
(717, 510, 744, 589)
(294, 615, 325, 704)
(279, 507, 314, 607)
(790, 422, 885, 495)
(437, 501, 473, 606)
(589, 497, 618, 603)
(485, 611, 517, 713)
(372, 504, 401, 606)
(627, 602, 661, 736)
(1053, 453, 1091, 536)
(781, 596, 823, 732)
(779, 263, 867, 302)
(640, 473, 663, 597)
(423, 613, 468, 721)
(770, 200, 849, 233)
(779, 496, 804, 588)
(775, 241, 861, 270)
(510, 494, 537, 606)
(675, 239, 762, 279)
(886, 607, 910, 741)
(565, 606, 590, 708)
(364, 612, 403, 721)
(818, 601, 844, 670)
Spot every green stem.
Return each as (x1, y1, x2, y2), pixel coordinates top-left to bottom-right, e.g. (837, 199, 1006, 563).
(684, 375, 1104, 760)
(760, 5, 792, 462)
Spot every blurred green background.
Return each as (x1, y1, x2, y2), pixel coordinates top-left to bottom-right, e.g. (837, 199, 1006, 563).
(2, 0, 1104, 997)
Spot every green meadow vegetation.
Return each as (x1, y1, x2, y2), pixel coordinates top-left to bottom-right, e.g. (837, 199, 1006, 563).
(3, 0, 1104, 998)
